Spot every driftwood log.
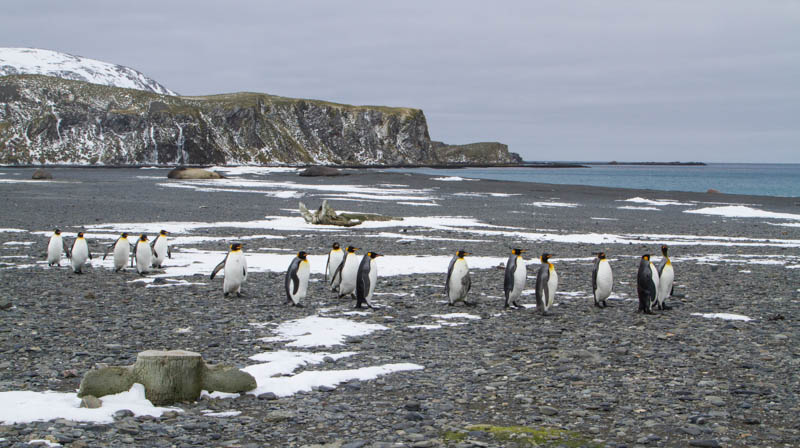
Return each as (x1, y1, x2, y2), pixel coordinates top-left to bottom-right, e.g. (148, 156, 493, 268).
(299, 200, 401, 227)
(78, 350, 256, 405)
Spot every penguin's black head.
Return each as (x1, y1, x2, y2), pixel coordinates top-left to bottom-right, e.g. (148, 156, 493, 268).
(297, 251, 308, 259)
(540, 253, 552, 263)
(121, 232, 129, 238)
(456, 250, 470, 258)
(139, 234, 148, 241)
(332, 242, 340, 250)
(661, 244, 669, 255)
(642, 254, 650, 261)
(54, 229, 61, 235)
(77, 232, 84, 238)
(160, 229, 168, 236)
(512, 248, 526, 255)
(368, 252, 382, 259)
(231, 242, 243, 251)
(597, 252, 606, 259)
(346, 246, 359, 253)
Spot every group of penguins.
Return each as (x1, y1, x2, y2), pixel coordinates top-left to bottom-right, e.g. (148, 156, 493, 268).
(46, 229, 675, 314)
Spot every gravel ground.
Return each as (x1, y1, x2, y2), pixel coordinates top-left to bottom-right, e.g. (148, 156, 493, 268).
(0, 167, 798, 448)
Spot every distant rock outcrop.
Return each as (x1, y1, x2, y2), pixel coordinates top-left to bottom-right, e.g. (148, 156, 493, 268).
(31, 168, 53, 179)
(431, 141, 522, 165)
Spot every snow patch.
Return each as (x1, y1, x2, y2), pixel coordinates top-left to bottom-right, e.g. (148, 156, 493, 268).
(260, 316, 388, 347)
(685, 205, 800, 220)
(691, 313, 753, 322)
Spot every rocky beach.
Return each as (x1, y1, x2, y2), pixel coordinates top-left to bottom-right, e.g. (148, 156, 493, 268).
(0, 166, 798, 448)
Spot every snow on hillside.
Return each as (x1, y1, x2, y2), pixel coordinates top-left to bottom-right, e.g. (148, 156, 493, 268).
(0, 47, 177, 96)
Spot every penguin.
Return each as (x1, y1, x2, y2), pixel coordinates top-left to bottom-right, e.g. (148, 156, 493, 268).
(637, 254, 659, 314)
(47, 229, 70, 266)
(656, 244, 674, 310)
(503, 248, 527, 309)
(150, 229, 172, 268)
(210, 243, 247, 297)
(332, 246, 360, 299)
(285, 251, 310, 307)
(70, 232, 91, 274)
(325, 242, 343, 290)
(103, 232, 131, 272)
(356, 252, 382, 309)
(445, 250, 474, 306)
(131, 234, 153, 275)
(535, 253, 558, 315)
(592, 252, 613, 308)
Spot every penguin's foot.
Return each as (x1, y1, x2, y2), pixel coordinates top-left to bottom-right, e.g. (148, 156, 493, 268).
(448, 302, 455, 306)
(236, 292, 244, 298)
(661, 303, 672, 310)
(465, 301, 478, 307)
(602, 300, 608, 308)
(293, 303, 304, 308)
(594, 301, 602, 308)
(224, 292, 230, 297)
(512, 301, 521, 309)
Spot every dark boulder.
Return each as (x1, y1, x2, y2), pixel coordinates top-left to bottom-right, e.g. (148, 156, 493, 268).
(31, 168, 53, 180)
(299, 166, 345, 177)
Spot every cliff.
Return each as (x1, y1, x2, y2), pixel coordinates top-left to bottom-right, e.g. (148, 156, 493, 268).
(0, 75, 520, 166)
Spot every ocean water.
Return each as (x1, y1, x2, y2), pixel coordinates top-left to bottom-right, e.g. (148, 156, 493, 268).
(386, 164, 800, 198)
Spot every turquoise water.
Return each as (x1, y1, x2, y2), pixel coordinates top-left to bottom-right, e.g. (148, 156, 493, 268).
(386, 164, 800, 197)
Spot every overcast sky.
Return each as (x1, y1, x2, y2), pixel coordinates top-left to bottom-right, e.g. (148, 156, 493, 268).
(2, 1, 799, 162)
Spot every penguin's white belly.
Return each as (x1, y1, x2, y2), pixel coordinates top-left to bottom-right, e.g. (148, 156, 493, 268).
(113, 241, 130, 271)
(595, 261, 613, 301)
(135, 243, 151, 273)
(546, 268, 558, 308)
(339, 257, 360, 295)
(152, 239, 168, 266)
(365, 259, 378, 300)
(292, 261, 310, 301)
(510, 259, 526, 300)
(47, 236, 62, 265)
(658, 264, 674, 303)
(328, 251, 343, 282)
(649, 263, 660, 305)
(71, 240, 89, 271)
(224, 252, 246, 293)
(448, 259, 469, 301)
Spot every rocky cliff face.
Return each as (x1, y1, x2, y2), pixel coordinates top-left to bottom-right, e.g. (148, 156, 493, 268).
(0, 75, 519, 166)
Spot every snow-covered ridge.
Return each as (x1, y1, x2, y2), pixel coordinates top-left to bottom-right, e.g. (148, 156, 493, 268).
(0, 47, 176, 96)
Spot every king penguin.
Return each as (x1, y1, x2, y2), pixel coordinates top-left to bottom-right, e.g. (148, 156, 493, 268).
(637, 254, 659, 314)
(47, 229, 70, 266)
(103, 232, 131, 272)
(325, 242, 343, 289)
(211, 243, 247, 297)
(70, 232, 91, 274)
(656, 244, 674, 310)
(535, 253, 558, 315)
(131, 234, 153, 275)
(503, 248, 527, 309)
(332, 246, 360, 299)
(445, 250, 474, 306)
(285, 251, 310, 307)
(150, 229, 172, 268)
(591, 252, 613, 308)
(356, 252, 382, 309)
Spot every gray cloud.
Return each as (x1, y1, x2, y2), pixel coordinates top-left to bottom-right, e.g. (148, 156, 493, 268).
(2, 0, 799, 162)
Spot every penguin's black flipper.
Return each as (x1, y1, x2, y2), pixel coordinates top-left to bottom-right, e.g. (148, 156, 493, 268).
(167, 247, 172, 259)
(103, 239, 118, 260)
(325, 252, 331, 283)
(330, 253, 347, 287)
(503, 255, 515, 303)
(291, 270, 300, 295)
(130, 243, 136, 267)
(150, 236, 158, 250)
(535, 264, 548, 314)
(210, 255, 228, 279)
(462, 271, 471, 293)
